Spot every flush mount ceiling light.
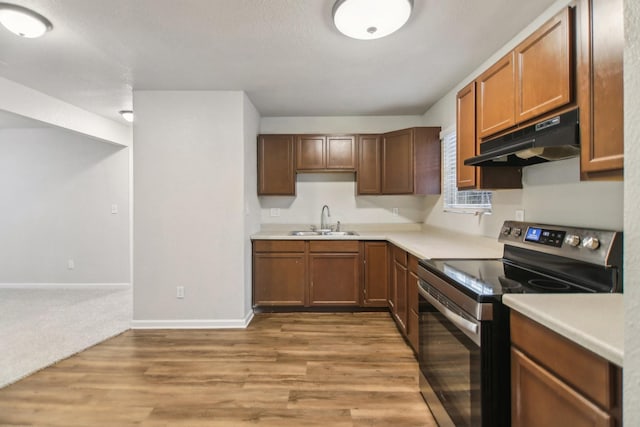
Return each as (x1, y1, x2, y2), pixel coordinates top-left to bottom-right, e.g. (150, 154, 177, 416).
(119, 110, 134, 123)
(0, 3, 52, 38)
(332, 0, 413, 40)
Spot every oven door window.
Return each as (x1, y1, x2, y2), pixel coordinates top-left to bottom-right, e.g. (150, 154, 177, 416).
(419, 295, 481, 427)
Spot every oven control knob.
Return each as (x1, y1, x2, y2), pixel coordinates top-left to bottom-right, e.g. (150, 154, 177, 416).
(512, 228, 522, 237)
(582, 236, 600, 250)
(502, 226, 511, 235)
(564, 235, 581, 247)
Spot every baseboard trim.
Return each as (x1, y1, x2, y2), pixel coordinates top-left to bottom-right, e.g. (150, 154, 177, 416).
(131, 310, 254, 330)
(0, 283, 131, 289)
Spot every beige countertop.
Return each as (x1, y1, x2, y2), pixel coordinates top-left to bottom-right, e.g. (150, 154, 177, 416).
(503, 294, 623, 367)
(251, 224, 504, 260)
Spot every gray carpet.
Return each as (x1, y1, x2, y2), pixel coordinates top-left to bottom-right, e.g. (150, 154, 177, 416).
(0, 286, 132, 388)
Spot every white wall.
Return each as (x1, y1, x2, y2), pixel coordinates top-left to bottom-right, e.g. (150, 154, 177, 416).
(624, 0, 639, 423)
(422, 0, 624, 237)
(243, 94, 261, 314)
(0, 128, 129, 283)
(259, 115, 429, 226)
(132, 91, 250, 327)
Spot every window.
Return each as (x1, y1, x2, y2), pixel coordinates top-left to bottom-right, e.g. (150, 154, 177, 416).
(442, 130, 492, 213)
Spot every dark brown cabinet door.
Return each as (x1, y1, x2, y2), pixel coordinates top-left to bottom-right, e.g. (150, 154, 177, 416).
(456, 82, 478, 190)
(253, 253, 305, 305)
(357, 135, 381, 194)
(578, 0, 624, 178)
(393, 260, 408, 333)
(407, 255, 419, 353)
(477, 52, 516, 138)
(326, 136, 356, 170)
(309, 253, 360, 306)
(296, 135, 325, 170)
(363, 242, 388, 307)
(511, 348, 611, 427)
(381, 129, 414, 194)
(258, 135, 295, 195)
(515, 8, 573, 123)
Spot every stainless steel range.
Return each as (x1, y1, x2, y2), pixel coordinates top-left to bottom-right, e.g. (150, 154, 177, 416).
(416, 221, 622, 427)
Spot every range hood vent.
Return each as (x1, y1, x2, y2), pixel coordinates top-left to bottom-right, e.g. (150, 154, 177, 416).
(464, 109, 580, 167)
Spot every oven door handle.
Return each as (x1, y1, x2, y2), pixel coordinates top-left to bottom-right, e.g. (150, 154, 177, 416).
(420, 287, 479, 337)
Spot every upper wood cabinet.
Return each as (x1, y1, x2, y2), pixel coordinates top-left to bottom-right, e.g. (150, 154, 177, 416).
(457, 82, 523, 190)
(477, 52, 516, 138)
(456, 82, 478, 189)
(577, 0, 624, 179)
(380, 127, 441, 195)
(357, 134, 382, 194)
(296, 135, 356, 171)
(476, 8, 574, 140)
(515, 7, 573, 123)
(257, 134, 296, 196)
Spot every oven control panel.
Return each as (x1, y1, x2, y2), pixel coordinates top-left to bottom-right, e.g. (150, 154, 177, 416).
(499, 221, 622, 267)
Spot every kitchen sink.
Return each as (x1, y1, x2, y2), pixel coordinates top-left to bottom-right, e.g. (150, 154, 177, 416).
(289, 230, 358, 236)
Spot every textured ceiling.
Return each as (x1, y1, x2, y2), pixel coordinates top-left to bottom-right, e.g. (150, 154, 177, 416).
(0, 0, 558, 122)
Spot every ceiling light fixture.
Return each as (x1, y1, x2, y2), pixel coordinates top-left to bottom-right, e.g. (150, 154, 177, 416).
(119, 110, 134, 123)
(332, 0, 413, 40)
(0, 3, 52, 38)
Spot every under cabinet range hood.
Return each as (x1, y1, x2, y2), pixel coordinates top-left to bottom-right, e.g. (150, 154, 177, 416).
(464, 109, 580, 167)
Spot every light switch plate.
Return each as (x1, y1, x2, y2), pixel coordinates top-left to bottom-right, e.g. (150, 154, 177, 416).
(515, 209, 525, 221)
(270, 208, 280, 217)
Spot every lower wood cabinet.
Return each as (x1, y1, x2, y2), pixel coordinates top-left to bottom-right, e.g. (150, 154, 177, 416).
(407, 255, 420, 353)
(309, 240, 360, 306)
(389, 244, 420, 355)
(392, 245, 408, 333)
(253, 240, 305, 305)
(510, 311, 622, 427)
(362, 242, 388, 307)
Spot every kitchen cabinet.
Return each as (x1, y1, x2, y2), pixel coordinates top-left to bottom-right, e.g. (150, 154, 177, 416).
(253, 240, 305, 305)
(309, 240, 360, 306)
(380, 127, 441, 195)
(253, 240, 363, 308)
(476, 52, 516, 138)
(357, 134, 382, 194)
(577, 0, 624, 179)
(515, 8, 573, 123)
(456, 82, 523, 190)
(407, 255, 419, 354)
(362, 241, 388, 307)
(257, 134, 296, 195)
(391, 245, 408, 334)
(476, 8, 573, 140)
(510, 311, 622, 427)
(296, 135, 356, 171)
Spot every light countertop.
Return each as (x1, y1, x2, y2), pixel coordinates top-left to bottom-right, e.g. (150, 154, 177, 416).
(251, 224, 504, 260)
(503, 294, 623, 367)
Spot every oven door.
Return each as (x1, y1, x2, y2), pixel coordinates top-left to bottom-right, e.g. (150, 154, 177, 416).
(418, 281, 482, 427)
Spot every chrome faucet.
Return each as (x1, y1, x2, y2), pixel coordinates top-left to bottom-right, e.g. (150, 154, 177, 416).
(320, 204, 331, 231)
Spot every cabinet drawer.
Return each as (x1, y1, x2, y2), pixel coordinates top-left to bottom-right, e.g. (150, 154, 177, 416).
(309, 240, 359, 253)
(392, 246, 407, 266)
(253, 240, 305, 253)
(510, 311, 617, 410)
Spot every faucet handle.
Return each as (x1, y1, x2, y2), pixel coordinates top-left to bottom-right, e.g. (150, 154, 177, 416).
(310, 224, 317, 231)
(336, 221, 341, 232)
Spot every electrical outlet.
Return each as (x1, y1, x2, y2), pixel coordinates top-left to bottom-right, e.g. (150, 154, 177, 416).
(270, 208, 280, 217)
(515, 209, 525, 221)
(111, 204, 118, 214)
(176, 286, 185, 299)
(392, 208, 399, 216)
(67, 259, 75, 270)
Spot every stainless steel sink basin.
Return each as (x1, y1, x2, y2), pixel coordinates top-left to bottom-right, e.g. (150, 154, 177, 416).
(289, 230, 358, 236)
(289, 231, 321, 236)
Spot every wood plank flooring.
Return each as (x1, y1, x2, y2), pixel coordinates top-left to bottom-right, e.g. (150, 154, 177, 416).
(0, 312, 436, 426)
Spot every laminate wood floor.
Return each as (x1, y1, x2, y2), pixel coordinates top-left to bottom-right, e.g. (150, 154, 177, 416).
(0, 312, 436, 427)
